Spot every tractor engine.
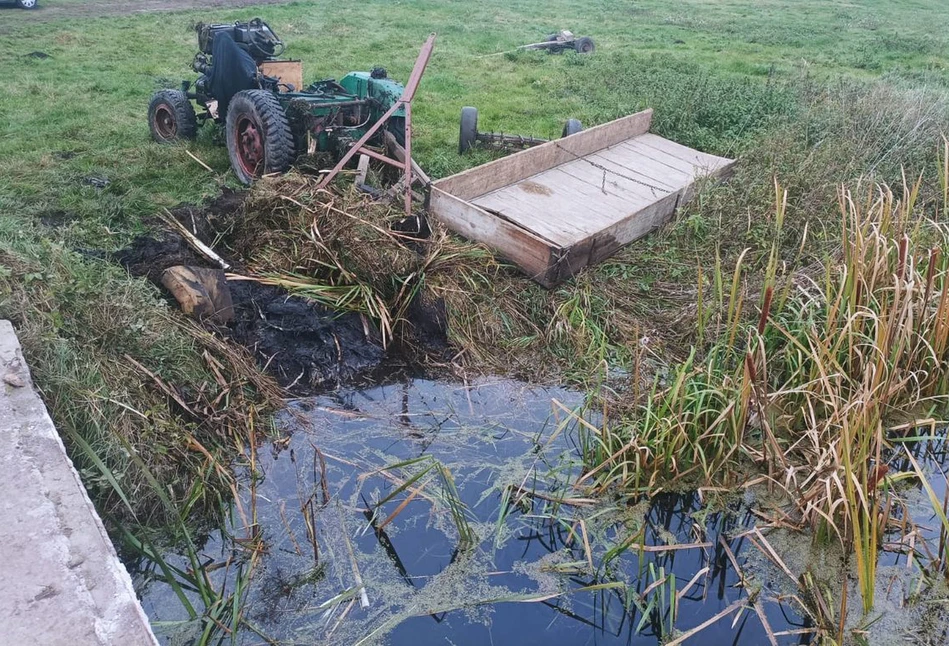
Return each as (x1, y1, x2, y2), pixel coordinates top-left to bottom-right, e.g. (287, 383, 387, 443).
(191, 19, 284, 113)
(195, 18, 284, 62)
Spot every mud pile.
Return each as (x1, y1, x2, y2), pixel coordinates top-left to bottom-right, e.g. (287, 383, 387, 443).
(112, 191, 385, 392)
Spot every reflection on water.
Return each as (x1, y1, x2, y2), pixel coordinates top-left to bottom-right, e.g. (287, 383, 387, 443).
(138, 377, 820, 644)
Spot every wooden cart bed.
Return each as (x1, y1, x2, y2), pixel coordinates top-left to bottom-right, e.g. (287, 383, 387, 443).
(429, 109, 735, 286)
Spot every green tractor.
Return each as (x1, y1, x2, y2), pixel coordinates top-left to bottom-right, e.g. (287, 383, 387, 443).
(148, 19, 411, 185)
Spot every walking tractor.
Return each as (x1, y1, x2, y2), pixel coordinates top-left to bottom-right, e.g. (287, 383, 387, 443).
(148, 18, 434, 210)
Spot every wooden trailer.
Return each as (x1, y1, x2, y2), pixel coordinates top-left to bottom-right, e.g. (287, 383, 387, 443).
(429, 109, 735, 287)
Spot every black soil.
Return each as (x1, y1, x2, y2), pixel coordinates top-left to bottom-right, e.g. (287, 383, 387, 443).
(112, 191, 385, 393)
(228, 282, 383, 389)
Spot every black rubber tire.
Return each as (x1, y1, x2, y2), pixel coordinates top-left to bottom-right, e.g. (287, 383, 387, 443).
(562, 119, 583, 138)
(225, 89, 294, 185)
(459, 106, 479, 154)
(544, 33, 559, 42)
(17, 0, 38, 8)
(573, 37, 595, 54)
(148, 90, 197, 143)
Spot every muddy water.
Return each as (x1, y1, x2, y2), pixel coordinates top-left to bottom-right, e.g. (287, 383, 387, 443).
(137, 377, 818, 644)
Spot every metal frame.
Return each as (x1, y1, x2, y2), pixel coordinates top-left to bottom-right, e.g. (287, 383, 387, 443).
(476, 131, 548, 149)
(317, 33, 437, 217)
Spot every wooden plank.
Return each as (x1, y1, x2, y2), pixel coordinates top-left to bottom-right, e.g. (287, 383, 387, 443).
(384, 131, 431, 186)
(258, 60, 304, 92)
(618, 139, 704, 176)
(550, 190, 682, 284)
(588, 146, 693, 189)
(593, 136, 709, 183)
(434, 109, 653, 201)
(575, 154, 682, 193)
(541, 167, 653, 214)
(429, 188, 557, 284)
(516, 167, 657, 225)
(472, 192, 586, 246)
(354, 154, 370, 185)
(547, 238, 595, 285)
(632, 133, 733, 174)
(553, 155, 676, 203)
(472, 165, 661, 245)
(587, 190, 682, 265)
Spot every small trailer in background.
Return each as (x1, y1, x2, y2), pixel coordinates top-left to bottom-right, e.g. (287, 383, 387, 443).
(519, 30, 595, 55)
(429, 109, 735, 287)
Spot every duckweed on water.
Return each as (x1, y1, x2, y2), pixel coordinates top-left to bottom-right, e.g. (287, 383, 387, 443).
(138, 378, 817, 645)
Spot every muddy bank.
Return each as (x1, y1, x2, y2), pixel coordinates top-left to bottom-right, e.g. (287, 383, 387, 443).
(112, 192, 387, 392)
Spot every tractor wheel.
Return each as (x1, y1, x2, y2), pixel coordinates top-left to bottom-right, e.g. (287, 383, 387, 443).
(148, 90, 197, 143)
(562, 119, 583, 138)
(459, 106, 479, 154)
(573, 37, 595, 54)
(17, 0, 38, 8)
(225, 89, 294, 185)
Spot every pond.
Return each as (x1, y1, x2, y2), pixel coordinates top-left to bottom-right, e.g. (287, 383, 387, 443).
(136, 377, 949, 645)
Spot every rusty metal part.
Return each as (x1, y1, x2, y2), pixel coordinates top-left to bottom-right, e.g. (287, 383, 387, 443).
(153, 105, 177, 139)
(476, 131, 548, 149)
(317, 33, 436, 217)
(235, 115, 264, 177)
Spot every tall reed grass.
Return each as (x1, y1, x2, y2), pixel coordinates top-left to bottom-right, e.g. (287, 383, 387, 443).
(577, 151, 949, 615)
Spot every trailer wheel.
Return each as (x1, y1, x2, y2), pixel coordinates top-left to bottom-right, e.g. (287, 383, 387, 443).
(573, 37, 595, 54)
(459, 106, 479, 154)
(17, 0, 38, 8)
(388, 116, 406, 147)
(226, 89, 294, 185)
(562, 119, 583, 138)
(148, 90, 197, 143)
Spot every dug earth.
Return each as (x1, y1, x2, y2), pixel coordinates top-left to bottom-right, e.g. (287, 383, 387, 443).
(113, 229, 385, 391)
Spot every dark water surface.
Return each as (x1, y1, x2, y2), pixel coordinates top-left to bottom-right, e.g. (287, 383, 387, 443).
(138, 378, 825, 644)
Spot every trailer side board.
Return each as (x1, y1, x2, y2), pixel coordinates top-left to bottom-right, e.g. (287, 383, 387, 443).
(435, 109, 654, 201)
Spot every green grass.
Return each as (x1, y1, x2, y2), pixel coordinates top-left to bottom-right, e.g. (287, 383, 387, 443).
(2, 0, 949, 222)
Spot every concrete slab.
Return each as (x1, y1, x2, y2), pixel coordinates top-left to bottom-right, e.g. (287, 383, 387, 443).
(0, 320, 158, 646)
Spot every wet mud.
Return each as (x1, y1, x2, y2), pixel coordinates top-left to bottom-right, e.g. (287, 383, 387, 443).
(112, 191, 387, 392)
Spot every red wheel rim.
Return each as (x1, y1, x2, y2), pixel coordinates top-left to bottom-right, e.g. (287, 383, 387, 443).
(154, 105, 177, 139)
(235, 116, 264, 178)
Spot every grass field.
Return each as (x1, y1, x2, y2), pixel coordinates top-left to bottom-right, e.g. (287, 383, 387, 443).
(3, 1, 949, 641)
(3, 0, 949, 216)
